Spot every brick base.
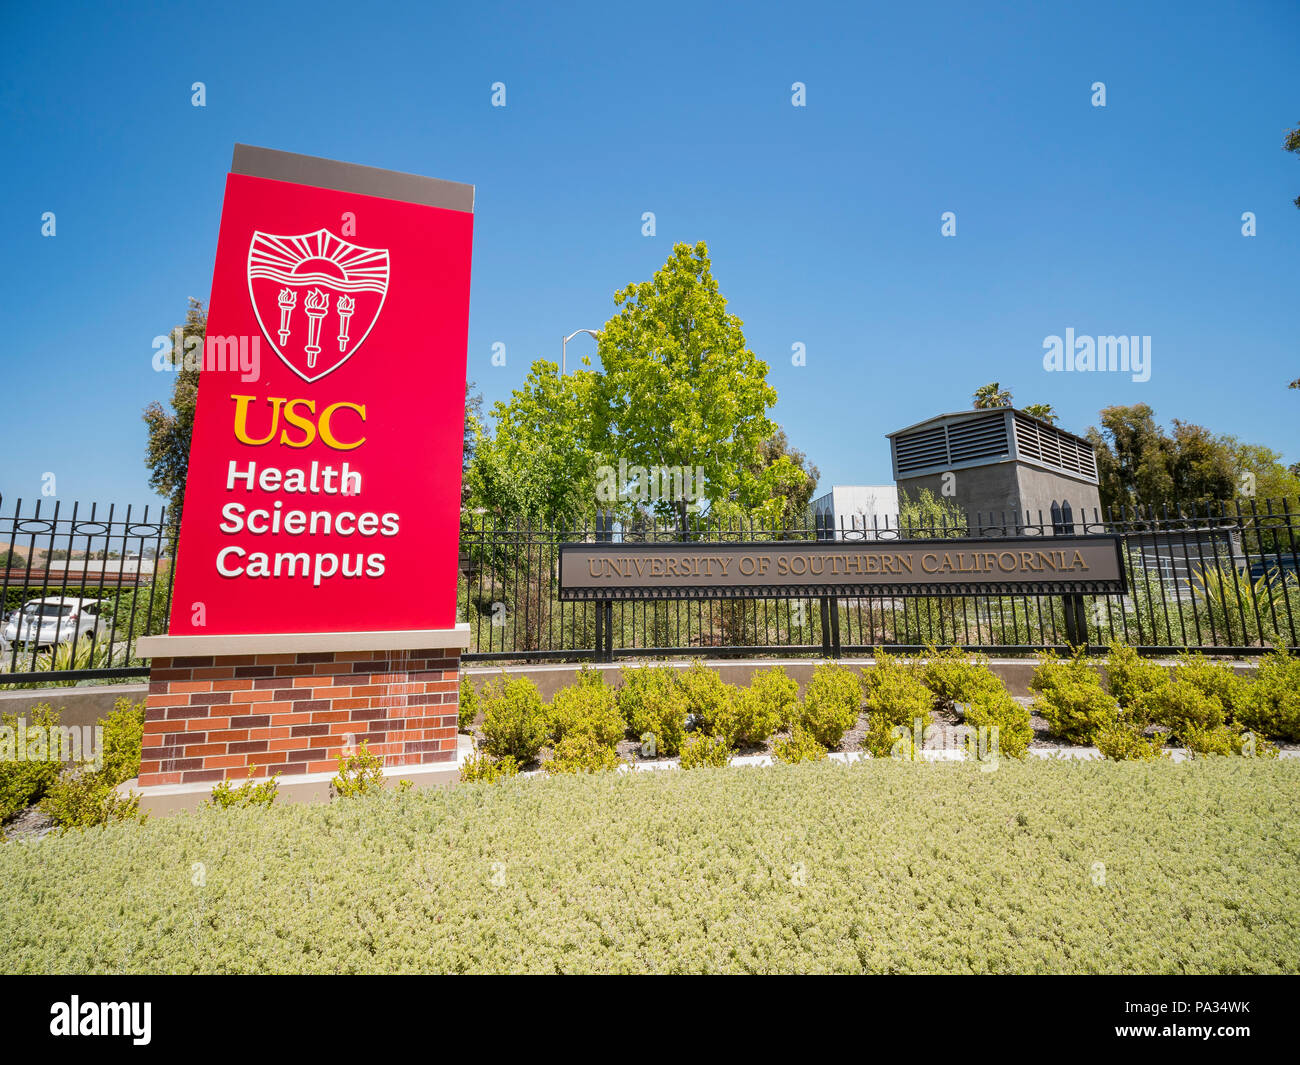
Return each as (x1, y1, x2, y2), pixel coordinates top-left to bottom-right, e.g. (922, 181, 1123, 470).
(139, 648, 460, 789)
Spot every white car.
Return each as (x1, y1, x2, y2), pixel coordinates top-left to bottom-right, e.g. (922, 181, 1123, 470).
(2, 597, 107, 649)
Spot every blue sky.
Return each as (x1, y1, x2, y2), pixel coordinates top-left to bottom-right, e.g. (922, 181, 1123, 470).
(2, 0, 1297, 511)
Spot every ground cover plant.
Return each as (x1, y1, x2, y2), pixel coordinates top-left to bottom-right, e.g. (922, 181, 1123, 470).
(2, 758, 1296, 974)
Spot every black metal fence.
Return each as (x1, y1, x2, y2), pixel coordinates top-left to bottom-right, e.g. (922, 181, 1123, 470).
(0, 497, 173, 684)
(3, 496, 1295, 687)
(459, 500, 1300, 661)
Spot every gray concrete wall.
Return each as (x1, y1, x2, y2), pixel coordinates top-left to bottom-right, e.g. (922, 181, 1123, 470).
(1015, 466, 1103, 527)
(896, 465, 1021, 526)
(0, 683, 147, 727)
(897, 463, 1102, 533)
(464, 656, 1261, 700)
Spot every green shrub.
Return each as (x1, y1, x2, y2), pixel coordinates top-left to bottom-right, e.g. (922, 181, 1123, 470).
(799, 663, 862, 749)
(459, 752, 519, 784)
(862, 651, 932, 731)
(331, 741, 387, 798)
(458, 675, 479, 732)
(679, 662, 736, 734)
(544, 733, 621, 775)
(1104, 642, 1169, 710)
(862, 713, 918, 759)
(1239, 731, 1281, 759)
(1095, 720, 1166, 761)
(98, 697, 145, 784)
(547, 678, 625, 748)
(38, 698, 145, 831)
(572, 664, 607, 689)
(0, 703, 64, 822)
(33, 639, 117, 686)
(963, 688, 1033, 759)
(707, 685, 780, 748)
(1172, 653, 1245, 712)
(1182, 722, 1245, 758)
(920, 645, 1003, 710)
(1030, 651, 1119, 744)
(208, 768, 279, 809)
(1139, 679, 1227, 743)
(617, 665, 688, 756)
(480, 674, 549, 763)
(1235, 651, 1300, 742)
(39, 772, 142, 830)
(772, 724, 827, 764)
(1177, 720, 1277, 759)
(749, 666, 800, 730)
(678, 732, 732, 769)
(109, 575, 172, 641)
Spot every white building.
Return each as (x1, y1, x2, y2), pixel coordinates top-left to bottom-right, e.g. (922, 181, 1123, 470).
(810, 485, 899, 540)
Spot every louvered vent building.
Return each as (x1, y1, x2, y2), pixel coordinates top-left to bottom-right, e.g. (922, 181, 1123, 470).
(887, 408, 1101, 531)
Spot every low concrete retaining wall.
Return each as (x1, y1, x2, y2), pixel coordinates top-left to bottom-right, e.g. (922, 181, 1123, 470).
(0, 682, 149, 728)
(465, 656, 1262, 700)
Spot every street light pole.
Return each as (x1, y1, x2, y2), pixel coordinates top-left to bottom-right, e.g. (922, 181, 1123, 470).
(562, 328, 600, 376)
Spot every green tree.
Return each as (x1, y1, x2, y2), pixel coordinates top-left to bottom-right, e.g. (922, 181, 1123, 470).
(1167, 420, 1235, 502)
(1286, 121, 1300, 210)
(462, 380, 483, 508)
(142, 298, 205, 536)
(593, 242, 781, 529)
(1087, 404, 1174, 510)
(972, 382, 1012, 409)
(1228, 440, 1300, 503)
(744, 429, 819, 526)
(1021, 403, 1058, 424)
(898, 488, 967, 536)
(463, 361, 598, 525)
(1088, 404, 1297, 512)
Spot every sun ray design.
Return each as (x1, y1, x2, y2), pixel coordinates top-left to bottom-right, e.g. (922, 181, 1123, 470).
(248, 228, 389, 292)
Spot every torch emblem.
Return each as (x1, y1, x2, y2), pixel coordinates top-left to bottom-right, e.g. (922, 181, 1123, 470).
(247, 228, 390, 382)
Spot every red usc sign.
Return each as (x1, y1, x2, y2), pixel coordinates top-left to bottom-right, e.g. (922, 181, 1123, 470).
(167, 145, 474, 635)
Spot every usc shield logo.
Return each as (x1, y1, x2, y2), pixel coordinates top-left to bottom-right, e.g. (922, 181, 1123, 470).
(247, 228, 390, 382)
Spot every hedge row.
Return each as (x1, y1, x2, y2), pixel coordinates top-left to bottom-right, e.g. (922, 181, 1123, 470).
(463, 645, 1300, 777)
(464, 652, 1038, 778)
(1032, 644, 1300, 758)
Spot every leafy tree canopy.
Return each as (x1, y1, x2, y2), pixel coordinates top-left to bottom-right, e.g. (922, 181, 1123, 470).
(462, 361, 598, 526)
(466, 242, 810, 527)
(1086, 404, 1300, 511)
(972, 382, 1012, 409)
